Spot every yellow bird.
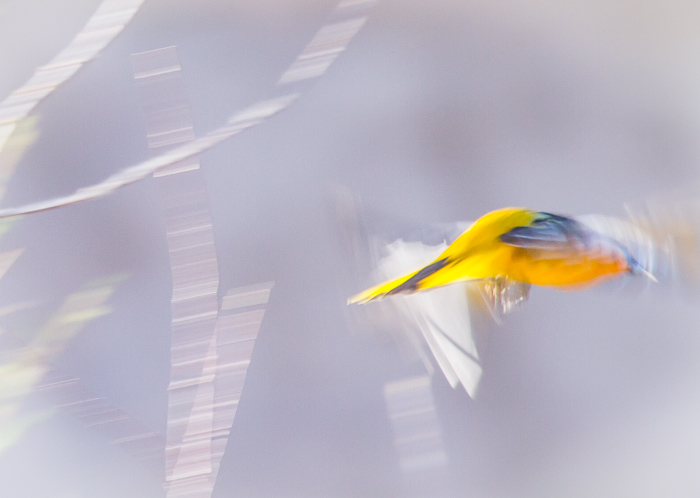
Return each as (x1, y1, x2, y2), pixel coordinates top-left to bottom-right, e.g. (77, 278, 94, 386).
(349, 207, 655, 304)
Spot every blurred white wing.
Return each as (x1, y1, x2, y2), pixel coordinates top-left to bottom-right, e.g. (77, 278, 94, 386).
(374, 240, 483, 398)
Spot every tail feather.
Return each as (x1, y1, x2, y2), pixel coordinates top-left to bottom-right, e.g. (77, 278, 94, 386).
(348, 258, 449, 304)
(348, 271, 420, 304)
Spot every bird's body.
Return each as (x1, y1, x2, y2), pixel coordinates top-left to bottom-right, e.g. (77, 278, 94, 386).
(349, 207, 652, 304)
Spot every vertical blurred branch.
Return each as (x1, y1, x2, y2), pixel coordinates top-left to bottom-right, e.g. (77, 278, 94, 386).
(132, 44, 280, 497)
(133, 45, 223, 497)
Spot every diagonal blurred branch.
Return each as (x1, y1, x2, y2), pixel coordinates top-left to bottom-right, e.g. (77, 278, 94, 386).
(35, 368, 166, 472)
(0, 276, 131, 454)
(0, 277, 167, 471)
(0, 0, 147, 154)
(0, 0, 378, 219)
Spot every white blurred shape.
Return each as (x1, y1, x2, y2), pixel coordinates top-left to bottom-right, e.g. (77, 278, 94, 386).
(166, 333, 216, 494)
(278, 17, 368, 85)
(2, 276, 128, 455)
(0, 92, 298, 218)
(375, 239, 483, 398)
(0, 0, 146, 153)
(220, 281, 274, 311)
(0, 0, 377, 218)
(384, 375, 448, 473)
(0, 249, 23, 281)
(278, 0, 375, 85)
(132, 45, 276, 497)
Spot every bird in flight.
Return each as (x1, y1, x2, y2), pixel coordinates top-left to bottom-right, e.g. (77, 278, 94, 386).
(349, 207, 656, 309)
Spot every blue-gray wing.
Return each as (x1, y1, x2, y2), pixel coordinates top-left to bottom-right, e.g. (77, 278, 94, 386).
(499, 214, 587, 250)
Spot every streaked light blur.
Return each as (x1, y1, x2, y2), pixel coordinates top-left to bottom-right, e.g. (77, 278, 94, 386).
(2, 0, 700, 497)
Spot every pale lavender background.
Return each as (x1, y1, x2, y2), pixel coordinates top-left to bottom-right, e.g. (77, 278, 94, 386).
(1, 0, 700, 497)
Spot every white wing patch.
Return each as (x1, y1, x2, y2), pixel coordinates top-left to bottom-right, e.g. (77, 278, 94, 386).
(373, 239, 483, 398)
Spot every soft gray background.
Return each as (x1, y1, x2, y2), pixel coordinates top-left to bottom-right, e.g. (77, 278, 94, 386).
(1, 0, 700, 496)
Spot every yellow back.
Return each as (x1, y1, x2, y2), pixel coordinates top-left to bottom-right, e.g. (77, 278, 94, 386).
(349, 207, 635, 304)
(437, 207, 538, 263)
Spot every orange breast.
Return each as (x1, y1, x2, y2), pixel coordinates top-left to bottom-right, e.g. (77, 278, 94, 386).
(510, 247, 630, 287)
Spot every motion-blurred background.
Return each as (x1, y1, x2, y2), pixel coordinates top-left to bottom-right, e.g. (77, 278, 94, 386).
(1, 0, 700, 496)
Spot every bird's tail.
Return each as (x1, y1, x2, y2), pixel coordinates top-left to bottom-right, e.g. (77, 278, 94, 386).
(348, 271, 420, 304)
(348, 258, 450, 304)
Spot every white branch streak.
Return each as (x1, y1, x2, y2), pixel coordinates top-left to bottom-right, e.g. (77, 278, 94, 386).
(0, 95, 298, 218)
(0, 0, 378, 219)
(0, 0, 146, 152)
